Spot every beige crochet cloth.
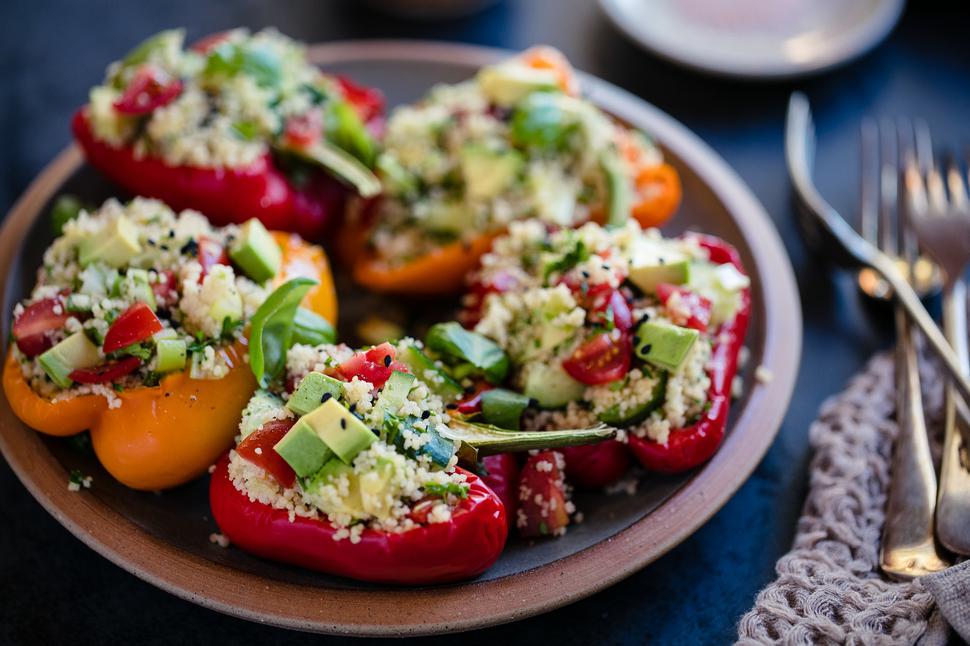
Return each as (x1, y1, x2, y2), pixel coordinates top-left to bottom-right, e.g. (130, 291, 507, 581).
(736, 351, 969, 645)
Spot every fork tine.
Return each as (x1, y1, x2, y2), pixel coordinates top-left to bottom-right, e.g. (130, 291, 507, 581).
(880, 118, 899, 255)
(915, 120, 948, 214)
(898, 118, 927, 258)
(945, 152, 968, 212)
(860, 119, 879, 245)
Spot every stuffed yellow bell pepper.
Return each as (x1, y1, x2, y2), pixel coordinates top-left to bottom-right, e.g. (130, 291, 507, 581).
(3, 197, 336, 490)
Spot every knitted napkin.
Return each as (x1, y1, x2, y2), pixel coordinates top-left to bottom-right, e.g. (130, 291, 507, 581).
(736, 351, 970, 645)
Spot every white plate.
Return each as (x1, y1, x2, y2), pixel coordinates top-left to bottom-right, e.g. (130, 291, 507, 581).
(599, 0, 905, 79)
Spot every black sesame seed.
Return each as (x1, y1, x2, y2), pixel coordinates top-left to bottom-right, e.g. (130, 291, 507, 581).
(168, 229, 176, 238)
(320, 392, 333, 403)
(180, 239, 199, 256)
(528, 398, 539, 408)
(658, 257, 666, 265)
(602, 264, 610, 271)
(632, 335, 641, 346)
(421, 410, 431, 419)
(147, 239, 156, 247)
(340, 418, 347, 430)
(641, 343, 653, 354)
(383, 355, 392, 367)
(636, 313, 651, 327)
(581, 270, 590, 278)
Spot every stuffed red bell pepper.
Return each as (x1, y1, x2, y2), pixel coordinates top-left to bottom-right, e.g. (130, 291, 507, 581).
(459, 218, 751, 537)
(210, 326, 613, 583)
(72, 28, 383, 240)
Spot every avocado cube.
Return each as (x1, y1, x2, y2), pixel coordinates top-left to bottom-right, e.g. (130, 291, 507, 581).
(79, 215, 142, 268)
(302, 398, 376, 464)
(374, 370, 415, 419)
(635, 321, 699, 372)
(477, 62, 560, 107)
(229, 219, 282, 283)
(156, 339, 187, 373)
(306, 458, 365, 516)
(286, 372, 344, 416)
(273, 420, 334, 477)
(359, 458, 397, 517)
(460, 145, 523, 201)
(38, 332, 101, 388)
(523, 362, 585, 409)
(628, 258, 690, 294)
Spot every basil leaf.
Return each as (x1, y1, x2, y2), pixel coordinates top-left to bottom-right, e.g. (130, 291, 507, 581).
(425, 322, 509, 384)
(292, 307, 336, 346)
(510, 92, 579, 152)
(249, 278, 316, 387)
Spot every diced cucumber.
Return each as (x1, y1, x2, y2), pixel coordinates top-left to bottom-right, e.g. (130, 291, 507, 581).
(156, 339, 187, 373)
(229, 219, 282, 283)
(374, 370, 415, 419)
(598, 373, 667, 426)
(481, 388, 530, 430)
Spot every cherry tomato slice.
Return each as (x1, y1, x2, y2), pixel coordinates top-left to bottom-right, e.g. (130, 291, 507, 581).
(283, 111, 324, 149)
(559, 441, 631, 489)
(13, 296, 71, 357)
(561, 329, 631, 386)
(236, 419, 297, 488)
(69, 356, 142, 384)
(336, 342, 408, 388)
(113, 67, 183, 115)
(480, 453, 519, 529)
(102, 303, 163, 353)
(454, 383, 494, 415)
(460, 271, 520, 327)
(190, 31, 232, 53)
(335, 75, 384, 125)
(151, 270, 179, 309)
(197, 236, 229, 278)
(656, 283, 712, 332)
(517, 450, 570, 538)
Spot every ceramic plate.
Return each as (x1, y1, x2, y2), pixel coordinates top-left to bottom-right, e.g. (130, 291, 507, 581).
(0, 41, 800, 636)
(599, 0, 904, 79)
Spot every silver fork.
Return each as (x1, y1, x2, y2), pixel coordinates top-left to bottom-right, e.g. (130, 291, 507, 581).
(786, 93, 970, 414)
(865, 119, 950, 580)
(904, 126, 970, 555)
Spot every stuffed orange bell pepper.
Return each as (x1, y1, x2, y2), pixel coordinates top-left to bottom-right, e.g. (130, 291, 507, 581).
(349, 46, 680, 296)
(3, 197, 336, 490)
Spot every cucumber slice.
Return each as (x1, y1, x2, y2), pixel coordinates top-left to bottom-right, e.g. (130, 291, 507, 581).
(597, 372, 667, 426)
(156, 339, 187, 373)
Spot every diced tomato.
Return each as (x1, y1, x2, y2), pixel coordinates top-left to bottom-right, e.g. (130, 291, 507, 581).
(454, 383, 494, 415)
(559, 441, 631, 489)
(656, 283, 712, 332)
(517, 450, 570, 538)
(69, 356, 142, 384)
(283, 111, 324, 149)
(197, 236, 229, 278)
(190, 31, 232, 53)
(460, 271, 520, 327)
(236, 419, 297, 488)
(587, 289, 633, 332)
(408, 496, 438, 525)
(335, 75, 384, 125)
(103, 302, 163, 353)
(336, 342, 408, 388)
(151, 270, 179, 308)
(562, 329, 631, 385)
(13, 296, 71, 357)
(480, 453, 519, 529)
(113, 66, 183, 115)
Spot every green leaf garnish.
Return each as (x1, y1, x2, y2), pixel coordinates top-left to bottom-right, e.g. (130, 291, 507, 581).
(249, 278, 316, 387)
(425, 322, 509, 384)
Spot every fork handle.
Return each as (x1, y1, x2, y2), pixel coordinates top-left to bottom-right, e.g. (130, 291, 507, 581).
(936, 278, 970, 555)
(880, 307, 949, 579)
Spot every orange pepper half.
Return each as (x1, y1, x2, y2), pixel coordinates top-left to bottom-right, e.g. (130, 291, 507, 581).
(352, 233, 498, 296)
(2, 233, 336, 491)
(632, 162, 682, 229)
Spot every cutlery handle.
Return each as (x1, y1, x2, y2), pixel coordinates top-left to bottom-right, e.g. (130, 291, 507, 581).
(936, 278, 970, 555)
(880, 307, 949, 579)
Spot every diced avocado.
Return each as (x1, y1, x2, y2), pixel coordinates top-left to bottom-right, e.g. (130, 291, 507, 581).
(302, 398, 376, 464)
(122, 269, 157, 310)
(286, 372, 344, 416)
(419, 199, 467, 235)
(481, 388, 530, 430)
(598, 373, 667, 426)
(374, 370, 415, 419)
(229, 219, 282, 283)
(397, 344, 463, 400)
(634, 321, 699, 372)
(359, 457, 397, 517)
(523, 362, 585, 409)
(477, 62, 560, 107)
(79, 215, 142, 268)
(274, 420, 334, 477)
(156, 339, 187, 373)
(38, 332, 101, 388)
(292, 307, 336, 346)
(460, 145, 523, 201)
(628, 258, 691, 294)
(305, 459, 364, 516)
(600, 150, 632, 228)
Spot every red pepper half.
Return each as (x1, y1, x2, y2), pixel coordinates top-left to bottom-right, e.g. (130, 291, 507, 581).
(72, 110, 350, 240)
(210, 456, 508, 584)
(627, 235, 751, 473)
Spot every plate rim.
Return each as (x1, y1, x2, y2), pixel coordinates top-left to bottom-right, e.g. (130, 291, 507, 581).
(0, 40, 801, 636)
(598, 0, 905, 80)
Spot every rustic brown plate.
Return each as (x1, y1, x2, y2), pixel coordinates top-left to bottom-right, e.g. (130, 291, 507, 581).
(0, 41, 801, 636)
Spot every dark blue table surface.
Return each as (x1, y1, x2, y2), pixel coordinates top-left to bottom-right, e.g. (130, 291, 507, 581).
(1, 1, 968, 644)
